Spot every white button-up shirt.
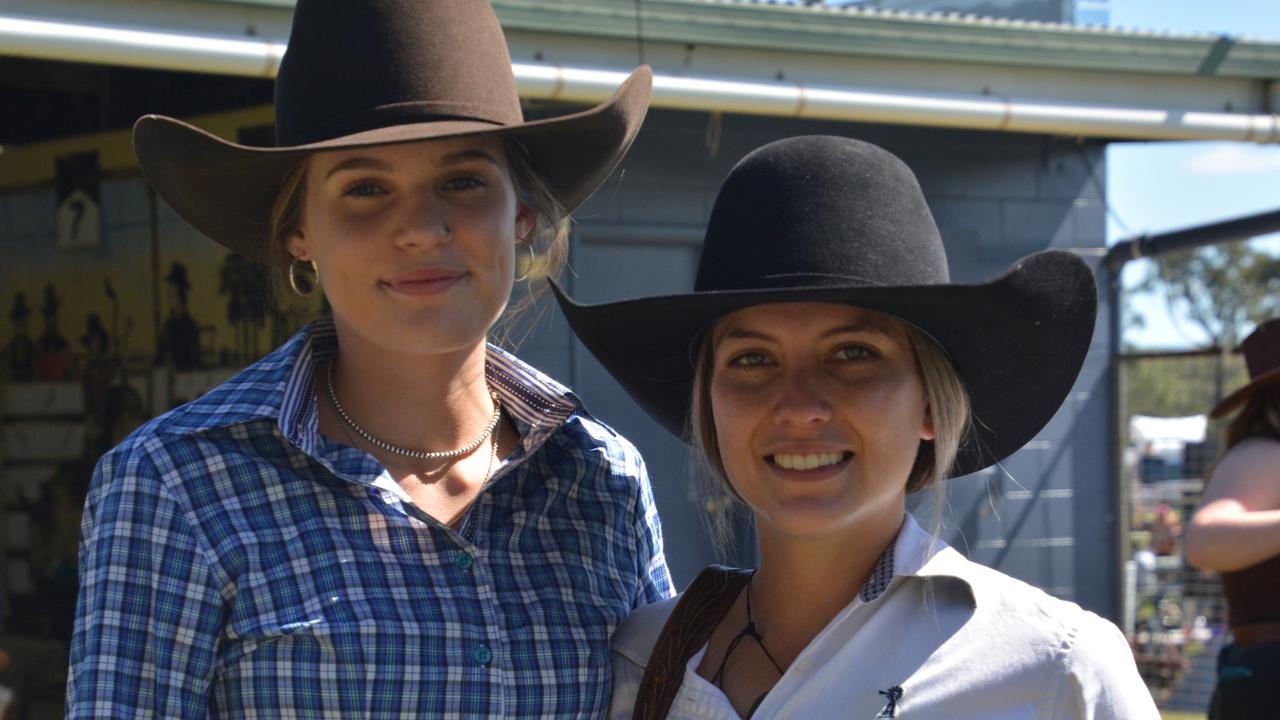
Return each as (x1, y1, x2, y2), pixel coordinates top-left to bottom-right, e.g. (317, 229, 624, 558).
(611, 514, 1158, 719)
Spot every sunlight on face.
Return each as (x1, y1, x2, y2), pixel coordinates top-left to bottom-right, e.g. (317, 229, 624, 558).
(709, 302, 934, 543)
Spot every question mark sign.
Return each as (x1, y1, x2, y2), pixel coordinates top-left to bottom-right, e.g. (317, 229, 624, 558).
(70, 199, 86, 240)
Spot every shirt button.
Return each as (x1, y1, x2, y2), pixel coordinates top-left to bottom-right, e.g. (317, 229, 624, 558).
(793, 658, 812, 673)
(472, 644, 493, 666)
(454, 553, 474, 570)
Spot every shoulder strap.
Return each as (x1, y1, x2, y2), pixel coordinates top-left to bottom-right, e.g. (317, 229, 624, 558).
(632, 565, 753, 720)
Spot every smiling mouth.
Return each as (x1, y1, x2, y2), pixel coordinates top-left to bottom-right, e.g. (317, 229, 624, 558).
(768, 452, 853, 471)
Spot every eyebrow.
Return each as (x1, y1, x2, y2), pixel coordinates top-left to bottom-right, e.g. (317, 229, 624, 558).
(819, 322, 894, 340)
(440, 149, 503, 167)
(716, 321, 893, 346)
(323, 157, 394, 181)
(321, 149, 501, 181)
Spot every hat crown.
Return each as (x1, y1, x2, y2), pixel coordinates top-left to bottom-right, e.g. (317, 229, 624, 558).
(695, 136, 949, 293)
(1243, 319, 1280, 380)
(274, 0, 521, 146)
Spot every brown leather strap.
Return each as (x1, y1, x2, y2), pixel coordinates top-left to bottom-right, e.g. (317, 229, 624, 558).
(633, 565, 753, 720)
(1232, 621, 1280, 646)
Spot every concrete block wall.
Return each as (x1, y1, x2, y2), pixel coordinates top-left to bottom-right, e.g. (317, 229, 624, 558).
(0, 107, 1118, 619)
(520, 109, 1118, 619)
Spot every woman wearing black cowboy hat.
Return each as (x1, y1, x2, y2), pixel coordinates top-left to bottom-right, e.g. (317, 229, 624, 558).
(68, 1, 671, 717)
(556, 136, 1158, 718)
(1185, 319, 1280, 719)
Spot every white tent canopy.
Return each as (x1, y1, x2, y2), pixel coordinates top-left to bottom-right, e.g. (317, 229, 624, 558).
(1129, 414, 1208, 462)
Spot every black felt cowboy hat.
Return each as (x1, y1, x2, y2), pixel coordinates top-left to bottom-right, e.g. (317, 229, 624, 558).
(133, 0, 652, 267)
(1211, 319, 1280, 418)
(553, 136, 1098, 477)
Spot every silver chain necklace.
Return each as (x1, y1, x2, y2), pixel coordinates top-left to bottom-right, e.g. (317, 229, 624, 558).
(326, 361, 501, 460)
(332, 387, 500, 487)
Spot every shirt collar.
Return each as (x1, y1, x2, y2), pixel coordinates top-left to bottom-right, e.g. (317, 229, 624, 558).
(156, 317, 582, 456)
(860, 536, 896, 603)
(886, 512, 978, 607)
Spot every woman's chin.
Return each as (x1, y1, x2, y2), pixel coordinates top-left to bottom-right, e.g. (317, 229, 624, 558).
(753, 493, 903, 543)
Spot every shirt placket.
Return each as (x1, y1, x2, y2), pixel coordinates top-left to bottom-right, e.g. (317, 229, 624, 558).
(288, 338, 586, 717)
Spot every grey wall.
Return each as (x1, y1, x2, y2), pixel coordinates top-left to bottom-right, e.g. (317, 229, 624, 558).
(0, 106, 1118, 620)
(517, 109, 1118, 620)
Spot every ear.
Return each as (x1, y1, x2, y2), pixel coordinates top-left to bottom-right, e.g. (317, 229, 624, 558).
(287, 228, 310, 262)
(515, 202, 536, 241)
(921, 403, 936, 441)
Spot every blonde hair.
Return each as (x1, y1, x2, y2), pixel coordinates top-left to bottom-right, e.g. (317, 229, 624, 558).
(492, 138, 569, 347)
(267, 157, 309, 269)
(264, 138, 570, 340)
(687, 319, 972, 553)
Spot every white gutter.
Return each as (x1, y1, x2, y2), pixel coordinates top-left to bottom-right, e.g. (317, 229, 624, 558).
(3, 14, 1278, 144)
(0, 15, 288, 78)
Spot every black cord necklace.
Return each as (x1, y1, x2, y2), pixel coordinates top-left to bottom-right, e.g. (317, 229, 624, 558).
(711, 573, 785, 717)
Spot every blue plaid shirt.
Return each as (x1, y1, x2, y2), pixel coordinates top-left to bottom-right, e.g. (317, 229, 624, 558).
(67, 319, 673, 718)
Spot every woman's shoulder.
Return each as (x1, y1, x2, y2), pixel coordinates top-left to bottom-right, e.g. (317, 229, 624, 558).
(93, 333, 310, 486)
(1216, 436, 1280, 477)
(128, 333, 311, 443)
(554, 412, 649, 476)
(611, 593, 681, 669)
(964, 565, 1159, 718)
(941, 554, 1135, 676)
(1195, 435, 1280, 513)
(920, 552, 1155, 716)
(931, 545, 1121, 653)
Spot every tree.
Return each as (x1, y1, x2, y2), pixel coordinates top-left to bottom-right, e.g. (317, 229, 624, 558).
(1138, 241, 1280, 399)
(1123, 353, 1248, 419)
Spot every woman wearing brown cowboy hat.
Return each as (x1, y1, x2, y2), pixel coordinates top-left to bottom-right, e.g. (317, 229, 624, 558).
(67, 1, 671, 717)
(1186, 319, 1280, 719)
(556, 136, 1158, 718)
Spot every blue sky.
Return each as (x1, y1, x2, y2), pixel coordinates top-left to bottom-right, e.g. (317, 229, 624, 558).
(1105, 0, 1280, 349)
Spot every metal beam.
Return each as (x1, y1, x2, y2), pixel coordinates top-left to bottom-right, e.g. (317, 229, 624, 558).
(1104, 208, 1280, 272)
(3, 15, 1279, 145)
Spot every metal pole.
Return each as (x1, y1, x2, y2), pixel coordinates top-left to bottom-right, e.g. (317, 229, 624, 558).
(3, 15, 1280, 144)
(1108, 261, 1129, 627)
(147, 183, 161, 415)
(1104, 208, 1280, 272)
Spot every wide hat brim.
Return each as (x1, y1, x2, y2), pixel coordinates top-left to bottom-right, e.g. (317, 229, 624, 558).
(1210, 367, 1280, 418)
(553, 249, 1097, 478)
(133, 67, 652, 267)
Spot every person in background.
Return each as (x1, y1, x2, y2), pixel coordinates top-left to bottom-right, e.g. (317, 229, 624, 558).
(1186, 318, 1280, 720)
(1151, 501, 1183, 556)
(557, 136, 1159, 719)
(67, 1, 670, 717)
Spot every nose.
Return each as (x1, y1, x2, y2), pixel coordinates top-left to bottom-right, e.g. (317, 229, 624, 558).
(393, 191, 450, 250)
(771, 367, 833, 427)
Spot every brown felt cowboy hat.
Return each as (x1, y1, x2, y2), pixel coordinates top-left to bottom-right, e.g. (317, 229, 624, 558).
(133, 0, 652, 267)
(553, 136, 1098, 478)
(1211, 319, 1280, 418)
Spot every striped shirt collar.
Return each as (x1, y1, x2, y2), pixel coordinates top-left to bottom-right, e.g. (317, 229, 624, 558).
(163, 317, 579, 454)
(861, 539, 896, 603)
(862, 514, 962, 604)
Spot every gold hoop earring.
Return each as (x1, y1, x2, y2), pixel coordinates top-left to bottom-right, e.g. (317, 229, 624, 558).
(288, 257, 320, 296)
(514, 243, 535, 283)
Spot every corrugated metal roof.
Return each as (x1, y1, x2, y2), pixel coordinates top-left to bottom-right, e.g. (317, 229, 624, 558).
(183, 0, 1280, 78)
(720, 0, 1276, 42)
(490, 0, 1280, 79)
